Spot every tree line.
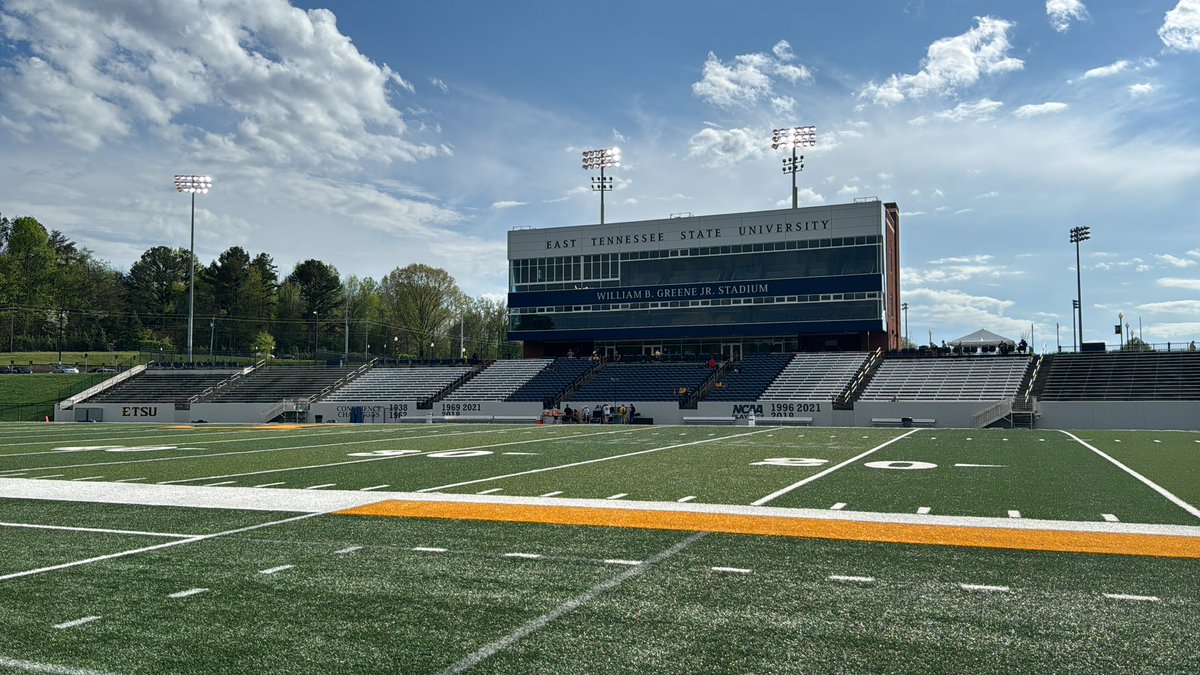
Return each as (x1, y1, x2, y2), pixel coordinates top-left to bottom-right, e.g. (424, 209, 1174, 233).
(0, 212, 519, 361)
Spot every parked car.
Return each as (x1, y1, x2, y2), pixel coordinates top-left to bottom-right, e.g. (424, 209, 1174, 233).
(91, 367, 118, 373)
(51, 365, 80, 374)
(0, 367, 12, 374)
(14, 366, 32, 374)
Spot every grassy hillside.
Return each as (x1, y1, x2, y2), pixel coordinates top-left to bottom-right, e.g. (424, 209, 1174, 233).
(0, 373, 111, 421)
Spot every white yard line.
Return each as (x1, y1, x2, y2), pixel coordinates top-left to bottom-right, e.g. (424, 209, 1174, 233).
(359, 485, 390, 491)
(69, 476, 104, 481)
(168, 588, 209, 599)
(438, 533, 706, 675)
(53, 616, 100, 630)
(0, 654, 117, 675)
(960, 583, 1010, 593)
(258, 565, 294, 575)
(418, 428, 775, 493)
(113, 477, 146, 483)
(828, 575, 875, 583)
(335, 546, 363, 555)
(0, 511, 326, 583)
(711, 566, 752, 574)
(751, 429, 921, 506)
(0, 521, 197, 538)
(1061, 430, 1200, 520)
(1103, 593, 1159, 602)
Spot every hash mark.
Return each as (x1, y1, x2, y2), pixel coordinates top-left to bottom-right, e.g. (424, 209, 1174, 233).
(831, 502, 846, 510)
(539, 491, 563, 497)
(1104, 593, 1159, 602)
(604, 559, 642, 566)
(168, 588, 209, 599)
(53, 615, 100, 630)
(70, 476, 104, 481)
(828, 575, 874, 583)
(916, 506, 931, 515)
(606, 493, 628, 500)
(677, 496, 697, 503)
(303, 483, 336, 490)
(1007, 510, 1022, 519)
(253, 482, 286, 488)
(505, 553, 542, 559)
(203, 480, 236, 487)
(711, 566, 752, 574)
(477, 488, 503, 495)
(412, 547, 447, 553)
(360, 484, 390, 491)
(1102, 513, 1120, 522)
(960, 583, 1009, 593)
(258, 565, 294, 575)
(335, 546, 363, 555)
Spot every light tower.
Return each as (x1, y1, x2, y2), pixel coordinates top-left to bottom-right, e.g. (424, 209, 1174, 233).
(771, 126, 816, 208)
(1070, 226, 1091, 347)
(582, 148, 620, 224)
(174, 174, 213, 364)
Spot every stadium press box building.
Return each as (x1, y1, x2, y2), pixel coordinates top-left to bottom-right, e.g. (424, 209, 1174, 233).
(508, 199, 902, 358)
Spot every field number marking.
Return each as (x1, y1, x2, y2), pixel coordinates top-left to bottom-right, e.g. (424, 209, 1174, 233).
(347, 450, 423, 458)
(864, 460, 937, 470)
(751, 457, 829, 467)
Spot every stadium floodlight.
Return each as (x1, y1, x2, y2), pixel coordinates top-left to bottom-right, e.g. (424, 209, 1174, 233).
(901, 302, 909, 347)
(174, 174, 213, 365)
(1070, 226, 1091, 348)
(582, 147, 620, 224)
(771, 126, 816, 208)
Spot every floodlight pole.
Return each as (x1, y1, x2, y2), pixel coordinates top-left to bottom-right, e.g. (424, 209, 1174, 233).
(901, 302, 909, 347)
(772, 126, 816, 208)
(582, 148, 620, 225)
(174, 175, 213, 365)
(1070, 226, 1090, 348)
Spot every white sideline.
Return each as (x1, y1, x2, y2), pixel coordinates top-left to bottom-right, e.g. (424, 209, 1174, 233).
(0, 654, 115, 675)
(751, 428, 921, 506)
(1060, 430, 1200, 520)
(4, 478, 1200, 539)
(0, 521, 196, 538)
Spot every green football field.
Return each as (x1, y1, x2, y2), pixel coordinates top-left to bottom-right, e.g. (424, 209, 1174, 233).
(0, 422, 1197, 673)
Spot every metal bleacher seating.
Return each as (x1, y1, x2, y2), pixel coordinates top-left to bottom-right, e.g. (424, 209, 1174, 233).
(320, 365, 473, 403)
(859, 355, 1031, 401)
(570, 361, 714, 402)
(85, 371, 237, 403)
(705, 354, 795, 401)
(1035, 351, 1200, 400)
(506, 358, 598, 403)
(760, 352, 871, 401)
(442, 359, 552, 401)
(209, 365, 356, 403)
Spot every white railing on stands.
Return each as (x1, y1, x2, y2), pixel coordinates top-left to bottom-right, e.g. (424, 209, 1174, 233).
(971, 399, 1013, 428)
(311, 358, 378, 403)
(188, 359, 266, 405)
(1021, 354, 1043, 406)
(837, 348, 881, 405)
(259, 398, 296, 422)
(59, 364, 147, 410)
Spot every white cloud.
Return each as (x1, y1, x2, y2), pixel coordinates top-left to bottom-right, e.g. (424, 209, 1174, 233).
(931, 255, 994, 264)
(773, 187, 826, 208)
(910, 99, 1003, 125)
(429, 77, 448, 93)
(686, 127, 765, 168)
(692, 41, 812, 108)
(1158, 253, 1197, 267)
(904, 255, 1022, 284)
(1083, 60, 1130, 79)
(1189, 249, 1200, 258)
(490, 200, 526, 209)
(836, 184, 860, 196)
(859, 17, 1022, 105)
(1143, 322, 1200, 340)
(771, 96, 796, 115)
(1128, 82, 1160, 97)
(0, 0, 438, 169)
(1013, 102, 1068, 118)
(1137, 300, 1200, 315)
(1047, 0, 1088, 32)
(1159, 0, 1200, 52)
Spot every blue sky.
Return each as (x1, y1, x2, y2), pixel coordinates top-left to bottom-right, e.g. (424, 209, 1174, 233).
(1, 0, 1198, 348)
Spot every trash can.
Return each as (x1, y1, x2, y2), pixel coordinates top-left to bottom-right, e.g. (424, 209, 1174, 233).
(902, 416, 913, 428)
(314, 414, 324, 424)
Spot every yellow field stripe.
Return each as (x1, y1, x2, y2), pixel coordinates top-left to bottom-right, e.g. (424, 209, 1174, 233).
(335, 500, 1200, 559)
